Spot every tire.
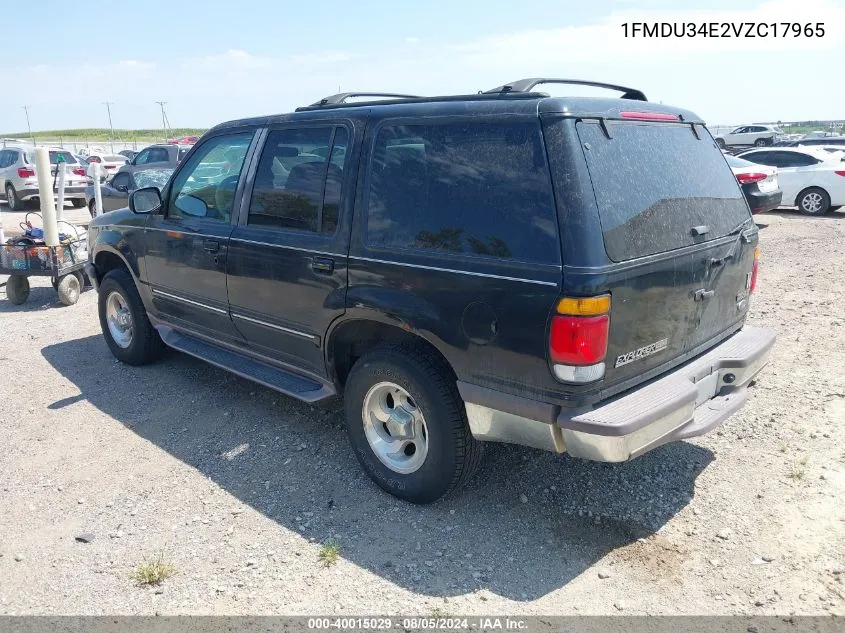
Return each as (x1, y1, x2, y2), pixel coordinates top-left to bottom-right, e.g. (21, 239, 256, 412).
(715, 138, 726, 149)
(88, 200, 97, 218)
(343, 344, 483, 504)
(97, 269, 164, 365)
(754, 138, 769, 147)
(5, 275, 30, 305)
(796, 187, 831, 216)
(5, 184, 21, 211)
(70, 199, 85, 208)
(56, 273, 81, 306)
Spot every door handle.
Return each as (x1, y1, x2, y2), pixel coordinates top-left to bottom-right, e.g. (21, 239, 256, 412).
(694, 289, 715, 302)
(203, 239, 220, 253)
(311, 256, 334, 275)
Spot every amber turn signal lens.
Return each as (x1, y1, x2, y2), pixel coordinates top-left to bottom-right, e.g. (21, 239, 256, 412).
(556, 295, 611, 316)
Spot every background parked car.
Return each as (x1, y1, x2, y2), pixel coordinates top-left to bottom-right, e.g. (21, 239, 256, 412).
(118, 149, 139, 161)
(0, 146, 89, 210)
(777, 136, 845, 148)
(715, 124, 782, 149)
(738, 147, 845, 215)
(725, 154, 782, 214)
(84, 152, 128, 180)
(121, 144, 191, 172)
(85, 167, 174, 216)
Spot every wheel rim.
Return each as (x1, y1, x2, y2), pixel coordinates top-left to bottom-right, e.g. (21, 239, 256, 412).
(6, 186, 15, 206)
(361, 381, 429, 474)
(105, 291, 134, 348)
(802, 192, 823, 213)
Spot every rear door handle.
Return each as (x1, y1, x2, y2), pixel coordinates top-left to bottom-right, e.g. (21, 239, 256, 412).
(203, 239, 220, 253)
(311, 256, 334, 275)
(694, 289, 715, 301)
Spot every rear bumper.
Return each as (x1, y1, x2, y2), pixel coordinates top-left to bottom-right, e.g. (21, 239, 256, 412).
(19, 186, 87, 201)
(745, 188, 782, 214)
(459, 325, 776, 462)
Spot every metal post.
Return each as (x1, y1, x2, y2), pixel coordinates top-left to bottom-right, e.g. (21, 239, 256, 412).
(104, 101, 115, 153)
(22, 105, 34, 146)
(55, 162, 67, 223)
(92, 163, 103, 217)
(34, 148, 59, 247)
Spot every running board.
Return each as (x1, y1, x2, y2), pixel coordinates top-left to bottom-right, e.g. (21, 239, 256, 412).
(160, 329, 335, 403)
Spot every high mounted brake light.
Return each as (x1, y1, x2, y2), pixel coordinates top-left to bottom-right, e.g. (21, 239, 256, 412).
(619, 111, 679, 121)
(549, 295, 611, 383)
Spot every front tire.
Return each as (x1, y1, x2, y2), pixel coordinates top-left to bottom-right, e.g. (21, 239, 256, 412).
(5, 275, 29, 304)
(343, 345, 483, 504)
(796, 187, 831, 216)
(88, 200, 97, 218)
(97, 269, 164, 365)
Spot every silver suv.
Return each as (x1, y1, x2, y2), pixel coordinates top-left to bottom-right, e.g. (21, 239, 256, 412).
(0, 146, 90, 210)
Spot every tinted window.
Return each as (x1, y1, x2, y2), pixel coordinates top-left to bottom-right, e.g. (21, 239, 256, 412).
(781, 152, 820, 167)
(133, 149, 150, 165)
(168, 133, 252, 222)
(577, 121, 749, 262)
(741, 151, 775, 166)
(0, 151, 10, 168)
(247, 127, 347, 234)
(178, 148, 190, 161)
(49, 151, 77, 164)
(147, 148, 170, 163)
(111, 172, 132, 190)
(366, 121, 558, 264)
(725, 155, 756, 168)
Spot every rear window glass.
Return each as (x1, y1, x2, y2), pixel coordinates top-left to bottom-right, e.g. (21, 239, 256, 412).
(577, 122, 749, 262)
(366, 121, 558, 264)
(49, 151, 78, 164)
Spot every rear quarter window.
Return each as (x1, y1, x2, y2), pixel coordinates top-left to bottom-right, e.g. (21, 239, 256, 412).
(577, 121, 750, 262)
(365, 120, 559, 264)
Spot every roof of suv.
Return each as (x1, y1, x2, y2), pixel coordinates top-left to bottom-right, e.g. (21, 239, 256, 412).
(210, 88, 704, 135)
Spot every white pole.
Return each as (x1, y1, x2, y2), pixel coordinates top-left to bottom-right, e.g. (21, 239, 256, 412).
(93, 163, 103, 217)
(55, 162, 66, 223)
(34, 147, 59, 247)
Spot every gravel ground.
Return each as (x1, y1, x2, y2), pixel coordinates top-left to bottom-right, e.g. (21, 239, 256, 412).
(0, 207, 843, 616)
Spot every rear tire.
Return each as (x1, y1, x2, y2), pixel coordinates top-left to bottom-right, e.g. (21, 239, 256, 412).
(796, 187, 831, 216)
(715, 138, 726, 149)
(97, 269, 164, 365)
(71, 199, 85, 208)
(754, 138, 769, 147)
(5, 275, 29, 304)
(343, 344, 483, 504)
(5, 184, 21, 211)
(88, 200, 97, 218)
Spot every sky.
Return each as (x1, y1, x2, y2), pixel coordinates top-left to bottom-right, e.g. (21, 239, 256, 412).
(1, 0, 843, 132)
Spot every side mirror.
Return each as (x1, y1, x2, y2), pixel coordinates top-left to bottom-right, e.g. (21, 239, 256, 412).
(129, 187, 162, 214)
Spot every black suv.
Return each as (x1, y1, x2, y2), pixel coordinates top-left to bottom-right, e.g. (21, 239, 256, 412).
(85, 79, 776, 503)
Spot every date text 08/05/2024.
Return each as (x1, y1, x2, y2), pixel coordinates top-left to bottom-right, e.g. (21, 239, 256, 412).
(307, 617, 528, 630)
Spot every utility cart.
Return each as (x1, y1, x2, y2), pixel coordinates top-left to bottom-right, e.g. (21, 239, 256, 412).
(1, 215, 88, 306)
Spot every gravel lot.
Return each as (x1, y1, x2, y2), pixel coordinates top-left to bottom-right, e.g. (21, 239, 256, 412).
(0, 205, 843, 616)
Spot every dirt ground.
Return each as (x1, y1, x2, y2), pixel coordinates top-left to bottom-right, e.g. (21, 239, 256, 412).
(0, 206, 843, 616)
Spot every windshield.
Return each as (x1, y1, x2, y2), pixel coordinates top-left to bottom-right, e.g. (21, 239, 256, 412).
(577, 121, 750, 262)
(134, 169, 174, 189)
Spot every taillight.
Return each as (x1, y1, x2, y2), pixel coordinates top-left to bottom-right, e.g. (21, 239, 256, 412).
(619, 111, 679, 121)
(750, 247, 761, 294)
(736, 172, 768, 184)
(834, 170, 845, 177)
(549, 295, 610, 383)
(17, 167, 35, 178)
(72, 168, 86, 177)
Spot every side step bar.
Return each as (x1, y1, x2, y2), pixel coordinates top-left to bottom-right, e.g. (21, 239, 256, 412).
(160, 328, 335, 403)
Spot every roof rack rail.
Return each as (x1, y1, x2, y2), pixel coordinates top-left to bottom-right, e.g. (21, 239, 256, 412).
(485, 78, 647, 102)
(309, 92, 423, 107)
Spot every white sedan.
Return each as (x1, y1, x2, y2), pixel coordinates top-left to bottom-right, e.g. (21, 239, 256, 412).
(736, 147, 845, 215)
(84, 153, 128, 180)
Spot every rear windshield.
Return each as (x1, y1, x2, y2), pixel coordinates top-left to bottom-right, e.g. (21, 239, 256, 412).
(577, 121, 750, 262)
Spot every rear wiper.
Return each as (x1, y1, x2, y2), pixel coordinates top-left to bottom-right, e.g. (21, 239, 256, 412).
(726, 217, 753, 237)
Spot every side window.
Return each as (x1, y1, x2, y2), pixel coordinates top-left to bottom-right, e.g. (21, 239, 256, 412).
(732, 127, 747, 134)
(247, 126, 348, 234)
(365, 121, 558, 264)
(743, 151, 774, 166)
(133, 149, 150, 165)
(148, 148, 169, 163)
(785, 152, 819, 167)
(111, 172, 132, 190)
(167, 132, 253, 223)
(0, 151, 9, 168)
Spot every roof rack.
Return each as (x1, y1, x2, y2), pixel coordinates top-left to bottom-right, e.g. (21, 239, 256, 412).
(308, 92, 423, 107)
(485, 78, 647, 102)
